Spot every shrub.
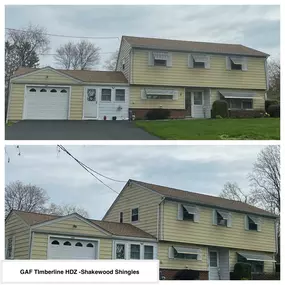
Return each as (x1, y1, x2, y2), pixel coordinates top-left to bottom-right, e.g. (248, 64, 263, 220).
(233, 263, 252, 280)
(265, 100, 279, 113)
(268, 105, 280, 118)
(212, 100, 229, 118)
(145, 109, 170, 120)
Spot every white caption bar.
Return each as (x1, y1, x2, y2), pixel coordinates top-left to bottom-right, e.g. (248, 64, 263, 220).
(2, 260, 159, 283)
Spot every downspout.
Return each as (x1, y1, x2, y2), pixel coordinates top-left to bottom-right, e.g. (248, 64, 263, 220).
(156, 197, 165, 241)
(264, 56, 269, 100)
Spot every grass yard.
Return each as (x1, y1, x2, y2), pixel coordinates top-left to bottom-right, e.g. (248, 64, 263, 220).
(136, 118, 280, 140)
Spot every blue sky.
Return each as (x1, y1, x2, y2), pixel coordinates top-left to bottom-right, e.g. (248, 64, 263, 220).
(5, 145, 267, 219)
(5, 5, 280, 69)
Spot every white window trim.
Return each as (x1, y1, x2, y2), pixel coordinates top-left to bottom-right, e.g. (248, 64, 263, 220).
(115, 88, 126, 102)
(100, 88, 112, 102)
(130, 206, 139, 223)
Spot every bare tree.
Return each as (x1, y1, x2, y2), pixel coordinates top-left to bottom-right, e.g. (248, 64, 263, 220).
(45, 203, 89, 218)
(267, 58, 280, 100)
(54, 40, 100, 70)
(220, 182, 253, 204)
(5, 181, 49, 217)
(103, 50, 118, 71)
(249, 145, 280, 215)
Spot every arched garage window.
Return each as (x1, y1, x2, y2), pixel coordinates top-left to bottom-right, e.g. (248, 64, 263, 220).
(50, 89, 57, 93)
(51, 240, 60, 245)
(63, 241, 71, 246)
(61, 89, 67, 93)
(29, 88, 36, 92)
(75, 242, 83, 247)
(40, 88, 47, 92)
(86, 243, 94, 248)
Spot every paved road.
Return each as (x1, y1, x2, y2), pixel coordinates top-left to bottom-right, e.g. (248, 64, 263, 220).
(5, 120, 159, 140)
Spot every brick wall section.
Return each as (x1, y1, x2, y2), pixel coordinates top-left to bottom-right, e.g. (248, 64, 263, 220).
(229, 109, 265, 118)
(130, 108, 187, 119)
(199, 271, 209, 280)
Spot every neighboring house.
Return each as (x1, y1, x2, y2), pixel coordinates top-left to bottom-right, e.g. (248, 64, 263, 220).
(5, 210, 157, 260)
(5, 179, 277, 280)
(103, 180, 277, 280)
(7, 67, 129, 121)
(116, 36, 269, 119)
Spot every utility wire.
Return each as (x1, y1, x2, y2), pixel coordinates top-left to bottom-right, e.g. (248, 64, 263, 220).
(57, 145, 124, 195)
(5, 28, 120, 40)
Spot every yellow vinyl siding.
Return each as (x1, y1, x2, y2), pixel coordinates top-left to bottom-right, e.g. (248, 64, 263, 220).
(117, 39, 131, 81)
(229, 249, 275, 273)
(211, 89, 265, 110)
(31, 232, 112, 259)
(11, 69, 79, 85)
(35, 217, 108, 237)
(132, 49, 266, 90)
(163, 201, 275, 252)
(130, 86, 185, 109)
(103, 184, 162, 237)
(5, 212, 30, 259)
(69, 86, 84, 119)
(158, 241, 208, 271)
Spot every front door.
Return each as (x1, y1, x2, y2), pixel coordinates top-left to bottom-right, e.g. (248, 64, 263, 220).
(209, 250, 219, 280)
(84, 88, 98, 119)
(191, 91, 204, 118)
(185, 90, 192, 116)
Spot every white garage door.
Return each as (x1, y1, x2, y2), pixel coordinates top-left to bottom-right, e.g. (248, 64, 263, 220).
(24, 86, 69, 119)
(48, 237, 97, 260)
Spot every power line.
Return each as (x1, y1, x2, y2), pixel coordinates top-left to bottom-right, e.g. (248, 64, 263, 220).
(57, 145, 125, 195)
(39, 52, 115, 56)
(5, 27, 120, 40)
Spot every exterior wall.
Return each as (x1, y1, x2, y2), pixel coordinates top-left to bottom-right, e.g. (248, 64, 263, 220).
(69, 86, 84, 120)
(162, 200, 276, 252)
(129, 85, 185, 110)
(103, 183, 163, 237)
(34, 216, 109, 237)
(30, 232, 112, 259)
(132, 49, 267, 90)
(5, 212, 30, 259)
(7, 84, 25, 121)
(158, 241, 208, 271)
(116, 38, 132, 81)
(229, 249, 275, 273)
(210, 89, 265, 111)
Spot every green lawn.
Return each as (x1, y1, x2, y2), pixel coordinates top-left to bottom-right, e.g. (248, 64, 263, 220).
(136, 118, 280, 140)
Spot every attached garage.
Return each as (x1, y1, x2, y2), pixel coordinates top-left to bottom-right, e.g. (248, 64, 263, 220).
(48, 237, 98, 259)
(23, 86, 70, 120)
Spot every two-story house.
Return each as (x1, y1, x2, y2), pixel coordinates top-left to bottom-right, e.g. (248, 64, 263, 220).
(116, 36, 269, 119)
(5, 179, 277, 280)
(7, 36, 269, 121)
(103, 179, 277, 280)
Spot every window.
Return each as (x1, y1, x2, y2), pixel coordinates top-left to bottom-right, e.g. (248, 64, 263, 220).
(231, 60, 242, 70)
(131, 208, 139, 222)
(146, 94, 173, 99)
(63, 241, 71, 246)
(75, 242, 83, 247)
(50, 89, 57, 93)
(227, 56, 247, 71)
(61, 89, 67, 93)
(193, 92, 203, 105)
(29, 88, 36, 92)
(115, 89, 125, 101)
(248, 216, 258, 231)
(130, 244, 140, 259)
(51, 240, 60, 245)
(217, 212, 227, 227)
(225, 98, 253, 110)
(189, 54, 210, 69)
(210, 252, 218, 267)
(40, 88, 47, 92)
(6, 237, 14, 259)
(116, 244, 125, 259)
(182, 206, 194, 221)
(86, 243, 94, 248)
(193, 61, 205, 68)
(144, 246, 154, 259)
(101, 89, 111, 101)
(87, 89, 96, 101)
(119, 212, 123, 223)
(122, 59, 125, 70)
(174, 249, 197, 260)
(154, 59, 167, 66)
(213, 210, 231, 227)
(237, 254, 264, 273)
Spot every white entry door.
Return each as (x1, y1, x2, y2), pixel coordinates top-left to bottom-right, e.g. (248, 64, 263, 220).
(209, 250, 219, 280)
(48, 237, 98, 259)
(84, 88, 98, 119)
(191, 91, 204, 118)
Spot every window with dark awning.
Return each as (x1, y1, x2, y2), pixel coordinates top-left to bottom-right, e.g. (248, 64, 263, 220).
(219, 91, 256, 99)
(238, 252, 275, 262)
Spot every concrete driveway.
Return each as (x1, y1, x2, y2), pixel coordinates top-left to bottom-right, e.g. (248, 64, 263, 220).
(5, 120, 159, 140)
